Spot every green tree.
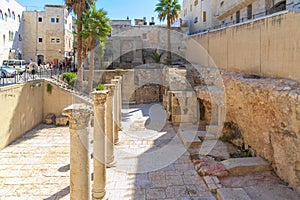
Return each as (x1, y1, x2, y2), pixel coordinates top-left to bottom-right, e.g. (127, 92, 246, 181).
(155, 0, 181, 63)
(65, 0, 95, 85)
(79, 5, 111, 92)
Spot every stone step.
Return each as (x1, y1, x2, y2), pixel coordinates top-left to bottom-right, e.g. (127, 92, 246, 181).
(198, 131, 219, 140)
(217, 188, 251, 200)
(178, 129, 202, 147)
(203, 176, 222, 193)
(206, 125, 223, 134)
(221, 157, 272, 176)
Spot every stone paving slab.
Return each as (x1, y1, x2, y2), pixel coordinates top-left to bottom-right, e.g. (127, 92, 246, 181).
(0, 104, 215, 200)
(105, 104, 216, 200)
(0, 124, 70, 199)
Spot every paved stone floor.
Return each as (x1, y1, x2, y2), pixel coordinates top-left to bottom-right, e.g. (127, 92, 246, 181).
(0, 124, 70, 199)
(106, 104, 215, 200)
(0, 103, 214, 199)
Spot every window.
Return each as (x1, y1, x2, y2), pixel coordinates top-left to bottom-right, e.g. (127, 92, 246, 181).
(220, 1, 224, 7)
(4, 13, 7, 21)
(0, 10, 3, 20)
(247, 4, 252, 19)
(38, 17, 42, 22)
(17, 15, 20, 22)
(38, 38, 43, 42)
(51, 38, 55, 43)
(190, 4, 193, 11)
(51, 18, 60, 23)
(18, 34, 22, 41)
(9, 31, 13, 41)
(56, 38, 60, 43)
(203, 11, 207, 22)
(8, 9, 11, 18)
(236, 10, 240, 23)
(194, 0, 198, 6)
(12, 12, 15, 20)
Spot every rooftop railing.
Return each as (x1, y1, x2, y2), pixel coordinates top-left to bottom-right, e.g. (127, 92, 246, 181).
(188, 2, 300, 36)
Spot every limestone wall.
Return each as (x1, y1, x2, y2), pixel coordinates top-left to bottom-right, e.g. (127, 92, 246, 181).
(0, 80, 76, 150)
(221, 73, 300, 187)
(188, 11, 300, 83)
(0, 81, 44, 150)
(43, 81, 73, 118)
(193, 66, 300, 187)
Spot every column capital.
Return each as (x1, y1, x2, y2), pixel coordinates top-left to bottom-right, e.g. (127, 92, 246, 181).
(103, 84, 115, 97)
(92, 90, 109, 106)
(63, 104, 92, 130)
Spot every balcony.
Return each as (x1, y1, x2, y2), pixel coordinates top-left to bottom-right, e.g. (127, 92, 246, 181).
(217, 0, 256, 20)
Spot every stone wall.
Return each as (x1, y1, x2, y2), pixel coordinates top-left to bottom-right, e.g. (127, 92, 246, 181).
(222, 72, 300, 187)
(188, 11, 300, 83)
(0, 79, 80, 150)
(193, 66, 300, 187)
(0, 81, 43, 150)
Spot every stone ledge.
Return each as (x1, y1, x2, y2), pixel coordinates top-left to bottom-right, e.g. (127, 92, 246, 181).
(203, 176, 222, 193)
(221, 157, 272, 176)
(217, 188, 251, 200)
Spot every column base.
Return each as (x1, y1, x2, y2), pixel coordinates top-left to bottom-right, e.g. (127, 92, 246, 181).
(92, 190, 109, 200)
(106, 160, 116, 168)
(114, 139, 120, 145)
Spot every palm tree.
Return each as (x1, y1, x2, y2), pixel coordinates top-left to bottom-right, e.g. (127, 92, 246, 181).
(79, 5, 111, 92)
(65, 0, 94, 85)
(155, 0, 181, 63)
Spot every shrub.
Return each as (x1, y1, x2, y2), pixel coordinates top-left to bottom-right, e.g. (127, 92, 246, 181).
(62, 72, 77, 87)
(151, 50, 164, 63)
(96, 83, 104, 91)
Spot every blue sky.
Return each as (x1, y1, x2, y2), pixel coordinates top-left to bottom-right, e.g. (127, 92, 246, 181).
(17, 0, 182, 25)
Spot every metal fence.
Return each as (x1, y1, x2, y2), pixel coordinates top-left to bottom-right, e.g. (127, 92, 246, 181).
(188, 2, 300, 36)
(0, 68, 72, 87)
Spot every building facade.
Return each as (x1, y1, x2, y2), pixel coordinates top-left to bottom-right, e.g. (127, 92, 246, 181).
(181, 0, 296, 34)
(21, 5, 74, 64)
(181, 0, 218, 34)
(216, 0, 293, 24)
(100, 20, 187, 69)
(0, 0, 25, 64)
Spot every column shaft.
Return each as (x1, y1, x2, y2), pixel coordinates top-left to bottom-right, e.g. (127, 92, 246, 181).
(63, 104, 92, 200)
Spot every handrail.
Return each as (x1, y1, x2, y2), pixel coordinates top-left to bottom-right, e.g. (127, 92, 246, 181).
(0, 67, 73, 87)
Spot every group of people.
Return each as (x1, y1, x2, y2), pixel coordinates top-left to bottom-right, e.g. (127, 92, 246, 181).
(32, 58, 77, 73)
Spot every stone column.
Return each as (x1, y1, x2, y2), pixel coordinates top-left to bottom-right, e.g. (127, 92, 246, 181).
(63, 104, 92, 200)
(103, 84, 115, 167)
(115, 76, 122, 131)
(92, 91, 109, 200)
(111, 79, 120, 144)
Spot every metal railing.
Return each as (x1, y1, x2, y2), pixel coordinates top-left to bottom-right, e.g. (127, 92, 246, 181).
(188, 2, 300, 36)
(0, 68, 73, 87)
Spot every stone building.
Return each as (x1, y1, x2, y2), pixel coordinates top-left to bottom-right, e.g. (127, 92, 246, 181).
(100, 20, 187, 69)
(181, 0, 218, 34)
(216, 0, 294, 24)
(21, 5, 74, 64)
(0, 0, 25, 64)
(181, 0, 296, 34)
